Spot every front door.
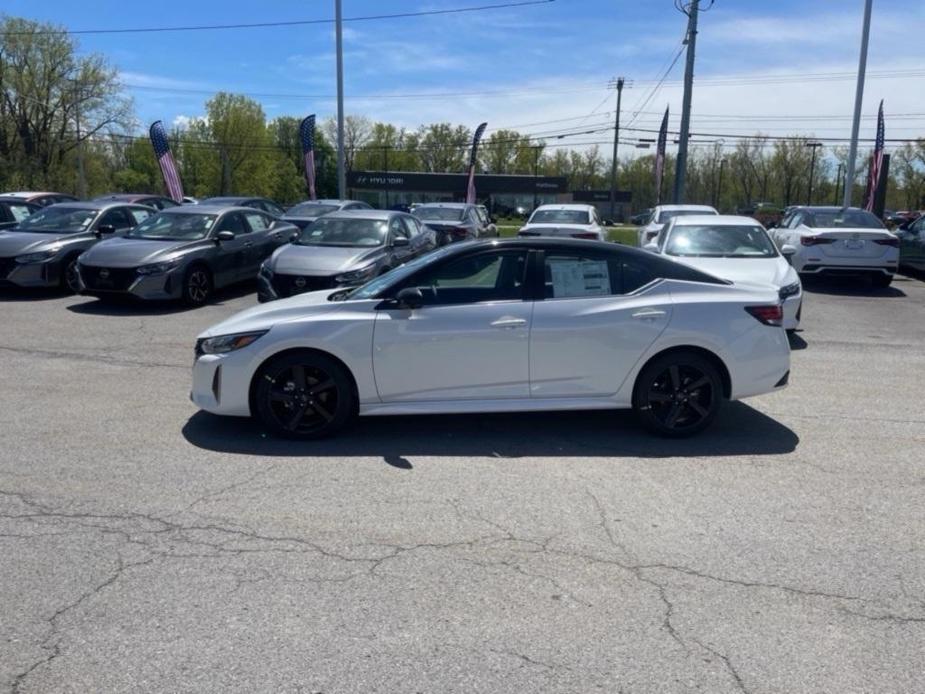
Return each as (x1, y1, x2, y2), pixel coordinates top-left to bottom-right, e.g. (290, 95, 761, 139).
(212, 212, 250, 286)
(373, 249, 532, 402)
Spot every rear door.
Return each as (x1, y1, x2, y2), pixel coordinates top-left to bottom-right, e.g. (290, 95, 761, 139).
(96, 206, 137, 236)
(212, 212, 251, 286)
(529, 249, 671, 398)
(243, 211, 279, 270)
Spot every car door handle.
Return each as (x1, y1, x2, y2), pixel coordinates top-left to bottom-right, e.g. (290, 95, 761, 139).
(490, 317, 527, 329)
(243, 241, 254, 247)
(632, 309, 667, 320)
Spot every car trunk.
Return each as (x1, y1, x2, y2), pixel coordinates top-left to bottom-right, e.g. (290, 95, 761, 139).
(807, 229, 896, 260)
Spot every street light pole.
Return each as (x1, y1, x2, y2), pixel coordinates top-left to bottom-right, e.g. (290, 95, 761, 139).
(608, 77, 625, 221)
(533, 145, 540, 210)
(834, 162, 844, 205)
(806, 142, 823, 205)
(73, 82, 87, 199)
(335, 0, 346, 199)
(843, 0, 873, 209)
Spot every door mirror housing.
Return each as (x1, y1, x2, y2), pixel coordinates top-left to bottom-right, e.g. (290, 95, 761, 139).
(216, 230, 235, 242)
(781, 244, 797, 259)
(395, 286, 424, 309)
(289, 231, 300, 243)
(96, 224, 116, 236)
(643, 242, 659, 252)
(392, 236, 410, 248)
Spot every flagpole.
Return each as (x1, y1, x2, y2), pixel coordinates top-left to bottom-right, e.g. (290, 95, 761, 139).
(335, 0, 346, 199)
(843, 0, 873, 209)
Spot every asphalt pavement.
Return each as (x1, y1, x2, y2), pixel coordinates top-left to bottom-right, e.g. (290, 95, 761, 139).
(1, 274, 924, 693)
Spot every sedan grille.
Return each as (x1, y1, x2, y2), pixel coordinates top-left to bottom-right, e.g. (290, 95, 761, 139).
(80, 265, 138, 291)
(271, 273, 336, 298)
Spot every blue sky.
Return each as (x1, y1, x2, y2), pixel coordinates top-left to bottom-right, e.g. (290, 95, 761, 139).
(7, 0, 925, 151)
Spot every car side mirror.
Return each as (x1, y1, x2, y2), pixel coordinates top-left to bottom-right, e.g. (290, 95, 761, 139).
(96, 224, 116, 236)
(766, 221, 777, 229)
(289, 231, 300, 243)
(781, 244, 797, 262)
(643, 242, 659, 252)
(396, 286, 424, 309)
(392, 237, 410, 248)
(216, 230, 235, 242)
(604, 220, 614, 227)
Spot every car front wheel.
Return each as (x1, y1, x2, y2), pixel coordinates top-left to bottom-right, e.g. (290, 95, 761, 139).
(633, 352, 723, 437)
(253, 351, 355, 439)
(182, 266, 212, 306)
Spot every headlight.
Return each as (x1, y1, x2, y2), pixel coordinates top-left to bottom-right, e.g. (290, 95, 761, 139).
(195, 330, 268, 356)
(335, 264, 377, 284)
(15, 251, 56, 264)
(779, 281, 801, 300)
(259, 261, 273, 278)
(137, 260, 181, 275)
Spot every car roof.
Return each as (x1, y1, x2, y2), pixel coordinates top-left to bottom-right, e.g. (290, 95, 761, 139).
(655, 204, 717, 212)
(46, 200, 147, 211)
(787, 206, 870, 213)
(0, 195, 40, 204)
(318, 209, 397, 220)
(201, 196, 269, 203)
(415, 202, 471, 209)
(160, 203, 254, 214)
(92, 193, 165, 202)
(290, 199, 357, 205)
(671, 214, 763, 227)
(533, 204, 594, 211)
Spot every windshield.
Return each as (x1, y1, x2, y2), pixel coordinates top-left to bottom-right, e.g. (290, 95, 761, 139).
(344, 246, 457, 300)
(126, 213, 217, 241)
(529, 209, 590, 225)
(657, 209, 716, 223)
(807, 210, 884, 229)
(414, 207, 465, 222)
(665, 224, 778, 258)
(296, 217, 388, 247)
(15, 207, 97, 232)
(287, 203, 340, 217)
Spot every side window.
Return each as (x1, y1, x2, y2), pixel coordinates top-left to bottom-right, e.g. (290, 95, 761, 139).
(790, 213, 806, 228)
(8, 204, 34, 223)
(401, 216, 421, 237)
(244, 212, 271, 232)
(389, 217, 409, 240)
(543, 252, 621, 299)
(262, 200, 285, 216)
(99, 207, 133, 229)
(406, 251, 528, 305)
(158, 198, 179, 209)
(220, 212, 248, 235)
(622, 258, 657, 293)
(129, 208, 153, 225)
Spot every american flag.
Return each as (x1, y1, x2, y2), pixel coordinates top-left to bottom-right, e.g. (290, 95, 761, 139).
(148, 121, 184, 202)
(654, 106, 669, 205)
(300, 115, 317, 200)
(863, 100, 885, 212)
(466, 122, 488, 204)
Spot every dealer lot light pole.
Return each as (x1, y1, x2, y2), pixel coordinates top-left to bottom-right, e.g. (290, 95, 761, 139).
(335, 0, 346, 199)
(843, 0, 873, 209)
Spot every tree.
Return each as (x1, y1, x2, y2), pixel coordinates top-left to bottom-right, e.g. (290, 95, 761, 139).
(0, 16, 134, 191)
(322, 115, 372, 173)
(206, 92, 274, 195)
(416, 123, 470, 173)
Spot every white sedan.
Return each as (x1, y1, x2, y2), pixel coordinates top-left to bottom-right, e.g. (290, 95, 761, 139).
(769, 206, 899, 287)
(645, 215, 802, 331)
(637, 204, 718, 247)
(517, 204, 605, 241)
(191, 239, 791, 439)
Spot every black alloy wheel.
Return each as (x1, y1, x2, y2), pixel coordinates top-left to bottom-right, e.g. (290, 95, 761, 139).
(254, 352, 354, 439)
(634, 352, 722, 437)
(183, 266, 212, 306)
(61, 256, 81, 294)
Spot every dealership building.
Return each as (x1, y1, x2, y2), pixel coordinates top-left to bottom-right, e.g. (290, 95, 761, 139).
(346, 170, 633, 219)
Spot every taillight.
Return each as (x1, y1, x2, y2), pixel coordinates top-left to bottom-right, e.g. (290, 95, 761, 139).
(801, 236, 836, 246)
(745, 305, 784, 326)
(571, 232, 598, 240)
(874, 237, 900, 247)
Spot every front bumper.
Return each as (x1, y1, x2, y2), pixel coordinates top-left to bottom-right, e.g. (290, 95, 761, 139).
(190, 351, 255, 417)
(0, 257, 63, 288)
(77, 265, 184, 301)
(782, 293, 802, 330)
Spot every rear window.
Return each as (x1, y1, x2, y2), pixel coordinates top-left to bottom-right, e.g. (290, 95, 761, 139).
(414, 207, 466, 222)
(806, 210, 884, 229)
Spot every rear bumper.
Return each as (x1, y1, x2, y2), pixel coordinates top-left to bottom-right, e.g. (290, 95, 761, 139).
(799, 264, 895, 277)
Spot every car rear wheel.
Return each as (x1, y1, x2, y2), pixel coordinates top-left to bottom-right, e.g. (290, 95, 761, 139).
(182, 266, 212, 306)
(254, 352, 355, 439)
(633, 352, 722, 437)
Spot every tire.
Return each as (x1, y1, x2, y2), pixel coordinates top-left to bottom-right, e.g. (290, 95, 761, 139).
(182, 265, 212, 307)
(633, 352, 723, 437)
(871, 273, 893, 288)
(253, 351, 355, 439)
(59, 254, 81, 294)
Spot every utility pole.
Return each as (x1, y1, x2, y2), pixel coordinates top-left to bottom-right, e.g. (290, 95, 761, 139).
(714, 157, 726, 210)
(834, 162, 844, 205)
(383, 146, 390, 208)
(673, 0, 701, 204)
(533, 145, 540, 210)
(805, 142, 823, 205)
(843, 0, 873, 209)
(335, 0, 346, 199)
(73, 82, 87, 199)
(608, 77, 625, 221)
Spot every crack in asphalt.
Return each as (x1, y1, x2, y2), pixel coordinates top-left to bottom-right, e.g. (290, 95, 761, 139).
(0, 345, 186, 370)
(691, 638, 750, 694)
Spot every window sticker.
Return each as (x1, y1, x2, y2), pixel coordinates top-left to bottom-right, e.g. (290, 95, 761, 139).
(548, 259, 610, 297)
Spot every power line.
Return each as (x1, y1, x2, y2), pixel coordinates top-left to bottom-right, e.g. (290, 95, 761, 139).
(0, 1, 556, 35)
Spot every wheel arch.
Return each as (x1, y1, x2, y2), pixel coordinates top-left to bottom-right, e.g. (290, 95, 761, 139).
(632, 345, 732, 404)
(247, 346, 360, 417)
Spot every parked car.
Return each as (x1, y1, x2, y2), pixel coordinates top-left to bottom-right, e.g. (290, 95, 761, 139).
(0, 196, 40, 230)
(93, 193, 181, 210)
(257, 210, 436, 302)
(281, 199, 372, 230)
(475, 205, 498, 236)
(637, 204, 718, 247)
(896, 214, 925, 271)
(200, 196, 286, 217)
(182, 197, 200, 205)
(886, 210, 921, 228)
(644, 215, 802, 330)
(631, 208, 652, 226)
(0, 201, 154, 292)
(412, 203, 496, 245)
(769, 206, 899, 287)
(517, 204, 606, 241)
(76, 205, 295, 306)
(191, 238, 791, 440)
(1, 191, 79, 207)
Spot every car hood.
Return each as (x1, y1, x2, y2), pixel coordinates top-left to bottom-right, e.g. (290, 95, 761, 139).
(0, 230, 75, 256)
(198, 289, 346, 338)
(672, 256, 794, 288)
(79, 237, 210, 267)
(268, 243, 383, 275)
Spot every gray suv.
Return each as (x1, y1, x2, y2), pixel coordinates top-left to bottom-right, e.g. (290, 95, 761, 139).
(0, 201, 154, 292)
(77, 205, 296, 306)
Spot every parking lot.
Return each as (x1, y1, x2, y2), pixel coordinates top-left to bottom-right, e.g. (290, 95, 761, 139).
(1, 274, 924, 693)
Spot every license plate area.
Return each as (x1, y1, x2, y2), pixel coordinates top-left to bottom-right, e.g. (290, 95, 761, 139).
(845, 239, 865, 250)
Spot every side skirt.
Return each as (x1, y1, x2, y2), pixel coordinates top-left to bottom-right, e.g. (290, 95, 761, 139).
(359, 396, 629, 417)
